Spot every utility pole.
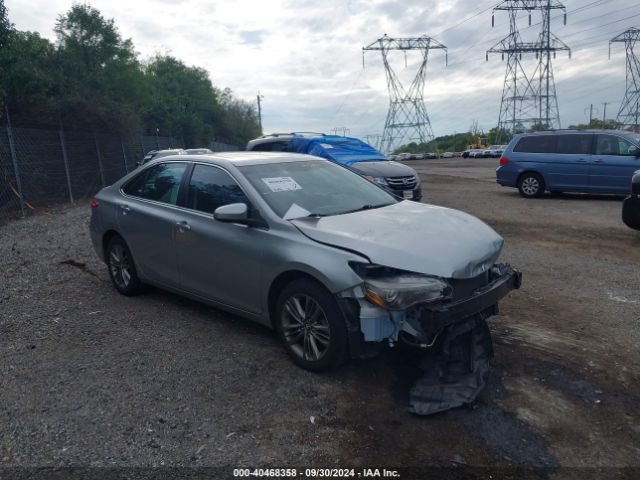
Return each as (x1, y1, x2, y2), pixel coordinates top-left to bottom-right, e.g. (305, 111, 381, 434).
(584, 104, 595, 124)
(610, 28, 640, 132)
(602, 102, 609, 124)
(256, 92, 264, 133)
(363, 35, 447, 154)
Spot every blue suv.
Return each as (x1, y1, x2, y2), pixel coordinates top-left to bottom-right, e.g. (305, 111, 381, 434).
(496, 130, 640, 198)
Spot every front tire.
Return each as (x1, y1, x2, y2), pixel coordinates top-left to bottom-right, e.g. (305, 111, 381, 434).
(518, 172, 545, 198)
(275, 279, 349, 372)
(106, 236, 144, 296)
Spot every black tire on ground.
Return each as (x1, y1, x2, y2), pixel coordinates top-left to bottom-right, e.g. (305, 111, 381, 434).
(518, 172, 545, 198)
(274, 278, 349, 372)
(105, 236, 144, 296)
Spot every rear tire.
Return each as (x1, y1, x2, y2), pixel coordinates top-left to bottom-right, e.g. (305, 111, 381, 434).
(106, 236, 144, 296)
(518, 172, 545, 198)
(274, 278, 349, 372)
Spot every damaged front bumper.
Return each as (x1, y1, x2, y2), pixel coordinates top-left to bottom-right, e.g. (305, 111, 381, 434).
(338, 263, 522, 355)
(337, 263, 522, 415)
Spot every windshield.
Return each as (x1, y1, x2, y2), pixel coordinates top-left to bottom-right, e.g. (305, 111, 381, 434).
(238, 160, 397, 219)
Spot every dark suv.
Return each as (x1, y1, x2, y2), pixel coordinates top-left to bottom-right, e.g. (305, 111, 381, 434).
(623, 169, 640, 230)
(246, 133, 422, 201)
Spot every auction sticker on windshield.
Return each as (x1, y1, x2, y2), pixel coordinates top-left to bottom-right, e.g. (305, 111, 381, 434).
(262, 177, 302, 192)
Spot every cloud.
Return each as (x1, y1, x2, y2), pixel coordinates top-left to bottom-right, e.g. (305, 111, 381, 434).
(5, 0, 637, 141)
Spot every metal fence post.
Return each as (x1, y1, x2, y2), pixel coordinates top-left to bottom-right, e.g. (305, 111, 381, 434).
(94, 133, 106, 187)
(6, 124, 25, 217)
(58, 125, 74, 204)
(120, 136, 129, 173)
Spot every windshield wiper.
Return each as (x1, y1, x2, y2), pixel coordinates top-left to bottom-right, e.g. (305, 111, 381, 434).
(338, 203, 393, 215)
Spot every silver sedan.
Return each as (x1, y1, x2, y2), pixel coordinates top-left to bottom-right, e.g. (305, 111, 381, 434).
(90, 152, 521, 372)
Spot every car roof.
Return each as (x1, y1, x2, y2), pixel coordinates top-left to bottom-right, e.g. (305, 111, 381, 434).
(517, 129, 631, 136)
(153, 151, 318, 167)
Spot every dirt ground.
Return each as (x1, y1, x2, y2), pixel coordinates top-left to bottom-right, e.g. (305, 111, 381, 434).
(1, 157, 639, 479)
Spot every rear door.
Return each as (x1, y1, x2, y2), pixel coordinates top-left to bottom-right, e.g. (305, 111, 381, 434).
(513, 134, 589, 190)
(551, 134, 593, 190)
(174, 163, 265, 313)
(117, 162, 188, 288)
(590, 134, 640, 193)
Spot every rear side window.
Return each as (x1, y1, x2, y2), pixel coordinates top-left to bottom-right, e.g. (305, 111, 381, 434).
(251, 141, 289, 152)
(556, 134, 593, 154)
(186, 164, 249, 214)
(513, 135, 557, 153)
(122, 163, 187, 205)
(596, 135, 637, 156)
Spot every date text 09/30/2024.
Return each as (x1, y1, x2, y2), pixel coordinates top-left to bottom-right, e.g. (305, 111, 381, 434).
(233, 468, 401, 478)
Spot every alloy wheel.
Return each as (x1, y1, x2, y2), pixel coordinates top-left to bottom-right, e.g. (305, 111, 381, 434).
(521, 177, 540, 196)
(109, 244, 132, 290)
(281, 294, 331, 362)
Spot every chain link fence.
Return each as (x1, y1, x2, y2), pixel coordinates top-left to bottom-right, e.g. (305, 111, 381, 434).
(0, 125, 239, 218)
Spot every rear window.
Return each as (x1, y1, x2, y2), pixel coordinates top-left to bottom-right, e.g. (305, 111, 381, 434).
(513, 135, 557, 153)
(556, 134, 593, 155)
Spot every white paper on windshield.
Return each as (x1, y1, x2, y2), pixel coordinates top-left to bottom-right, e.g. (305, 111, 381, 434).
(261, 176, 302, 192)
(283, 203, 311, 220)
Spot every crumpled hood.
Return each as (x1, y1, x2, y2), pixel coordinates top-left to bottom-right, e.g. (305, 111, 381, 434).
(291, 201, 504, 279)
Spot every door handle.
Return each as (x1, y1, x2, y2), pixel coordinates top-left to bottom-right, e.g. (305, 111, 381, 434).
(120, 204, 131, 214)
(175, 221, 191, 232)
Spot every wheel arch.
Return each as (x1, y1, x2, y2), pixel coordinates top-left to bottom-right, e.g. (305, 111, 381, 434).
(516, 169, 546, 187)
(101, 229, 122, 261)
(267, 270, 330, 329)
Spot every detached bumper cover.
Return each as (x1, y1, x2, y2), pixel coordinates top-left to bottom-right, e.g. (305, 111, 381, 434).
(420, 263, 522, 327)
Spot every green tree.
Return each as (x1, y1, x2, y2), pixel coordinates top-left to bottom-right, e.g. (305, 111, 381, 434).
(0, 0, 12, 48)
(0, 31, 57, 124)
(568, 118, 620, 130)
(54, 3, 145, 131)
(144, 55, 223, 146)
(487, 127, 513, 145)
(0, 3, 259, 147)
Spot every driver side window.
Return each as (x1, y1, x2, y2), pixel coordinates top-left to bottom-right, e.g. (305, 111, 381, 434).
(596, 135, 637, 156)
(186, 164, 249, 214)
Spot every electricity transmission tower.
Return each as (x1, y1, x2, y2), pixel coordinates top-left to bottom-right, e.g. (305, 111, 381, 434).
(363, 35, 447, 154)
(610, 27, 640, 131)
(487, 1, 570, 139)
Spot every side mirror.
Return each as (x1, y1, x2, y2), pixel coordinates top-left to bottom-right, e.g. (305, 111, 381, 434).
(214, 203, 249, 223)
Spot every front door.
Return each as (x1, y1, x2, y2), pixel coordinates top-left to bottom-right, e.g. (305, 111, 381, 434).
(117, 162, 188, 288)
(590, 134, 640, 193)
(175, 164, 265, 314)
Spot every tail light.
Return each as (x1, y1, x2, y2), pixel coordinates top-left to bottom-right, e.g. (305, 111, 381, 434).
(90, 198, 99, 211)
(499, 156, 509, 165)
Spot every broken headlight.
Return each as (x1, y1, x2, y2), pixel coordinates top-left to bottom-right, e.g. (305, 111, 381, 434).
(350, 262, 452, 310)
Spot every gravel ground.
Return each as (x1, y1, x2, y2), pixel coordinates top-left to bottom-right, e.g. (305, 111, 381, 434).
(1, 157, 639, 479)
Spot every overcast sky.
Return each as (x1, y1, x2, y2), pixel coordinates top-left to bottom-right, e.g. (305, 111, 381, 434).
(6, 0, 639, 140)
